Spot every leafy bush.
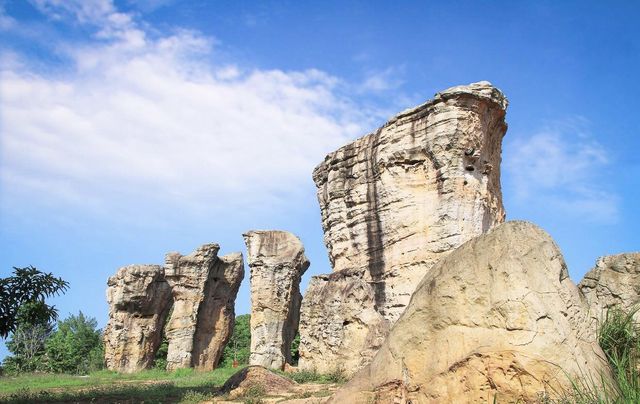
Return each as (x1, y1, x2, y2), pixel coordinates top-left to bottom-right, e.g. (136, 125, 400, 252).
(45, 311, 104, 374)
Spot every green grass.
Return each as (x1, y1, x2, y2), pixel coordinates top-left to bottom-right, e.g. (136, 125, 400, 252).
(276, 368, 347, 385)
(0, 366, 240, 403)
(559, 305, 640, 403)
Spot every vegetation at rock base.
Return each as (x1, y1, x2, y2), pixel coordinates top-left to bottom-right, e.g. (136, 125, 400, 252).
(45, 312, 104, 374)
(219, 314, 251, 367)
(0, 367, 238, 403)
(561, 305, 640, 403)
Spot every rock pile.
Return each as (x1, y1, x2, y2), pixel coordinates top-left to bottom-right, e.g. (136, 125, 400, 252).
(244, 230, 309, 370)
(299, 81, 509, 375)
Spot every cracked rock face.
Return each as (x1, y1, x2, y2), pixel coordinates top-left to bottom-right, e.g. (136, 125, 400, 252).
(104, 264, 172, 373)
(579, 253, 640, 322)
(244, 231, 310, 369)
(164, 244, 244, 371)
(331, 221, 612, 404)
(299, 81, 508, 375)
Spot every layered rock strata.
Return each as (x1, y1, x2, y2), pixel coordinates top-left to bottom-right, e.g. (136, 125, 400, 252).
(164, 244, 244, 371)
(104, 264, 172, 373)
(579, 253, 640, 322)
(244, 230, 310, 369)
(299, 81, 508, 374)
(331, 221, 613, 403)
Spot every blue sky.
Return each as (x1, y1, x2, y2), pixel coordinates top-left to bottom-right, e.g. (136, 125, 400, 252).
(1, 0, 638, 360)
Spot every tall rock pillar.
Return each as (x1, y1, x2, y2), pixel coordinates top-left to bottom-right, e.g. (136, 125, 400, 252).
(104, 264, 172, 373)
(299, 81, 508, 375)
(164, 244, 244, 371)
(244, 230, 310, 370)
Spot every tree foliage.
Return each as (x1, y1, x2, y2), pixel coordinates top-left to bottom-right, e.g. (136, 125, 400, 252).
(45, 312, 104, 374)
(3, 302, 55, 373)
(219, 314, 251, 367)
(0, 266, 69, 338)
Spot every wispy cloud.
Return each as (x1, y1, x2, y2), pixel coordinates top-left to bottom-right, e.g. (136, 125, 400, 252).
(504, 118, 619, 224)
(0, 3, 16, 31)
(0, 0, 376, 222)
(359, 66, 405, 93)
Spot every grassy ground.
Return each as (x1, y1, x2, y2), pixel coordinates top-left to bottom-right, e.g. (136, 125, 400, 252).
(0, 367, 239, 403)
(0, 366, 345, 403)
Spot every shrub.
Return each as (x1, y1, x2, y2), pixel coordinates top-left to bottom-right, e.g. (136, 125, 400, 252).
(45, 312, 104, 374)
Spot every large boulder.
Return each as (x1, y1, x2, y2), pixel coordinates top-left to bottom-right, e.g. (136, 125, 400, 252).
(579, 253, 640, 322)
(299, 81, 508, 374)
(164, 244, 244, 371)
(104, 264, 172, 373)
(244, 230, 310, 369)
(331, 221, 612, 403)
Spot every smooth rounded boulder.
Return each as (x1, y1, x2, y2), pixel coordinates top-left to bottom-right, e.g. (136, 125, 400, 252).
(331, 221, 612, 403)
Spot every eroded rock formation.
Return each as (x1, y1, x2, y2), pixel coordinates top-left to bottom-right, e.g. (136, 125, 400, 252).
(164, 244, 244, 371)
(299, 81, 508, 374)
(244, 230, 310, 369)
(331, 221, 612, 403)
(104, 264, 172, 373)
(579, 253, 640, 322)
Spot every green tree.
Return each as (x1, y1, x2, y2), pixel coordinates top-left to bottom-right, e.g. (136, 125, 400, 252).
(45, 312, 104, 374)
(3, 302, 54, 373)
(0, 266, 69, 338)
(290, 332, 300, 365)
(220, 314, 250, 367)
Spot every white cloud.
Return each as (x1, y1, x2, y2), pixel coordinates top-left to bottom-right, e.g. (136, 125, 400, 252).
(359, 66, 405, 93)
(504, 119, 619, 224)
(0, 0, 374, 221)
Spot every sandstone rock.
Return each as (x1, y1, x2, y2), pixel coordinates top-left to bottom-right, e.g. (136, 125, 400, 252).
(298, 269, 389, 375)
(244, 230, 310, 369)
(299, 81, 508, 374)
(579, 253, 640, 322)
(330, 221, 612, 404)
(221, 365, 297, 399)
(164, 244, 244, 371)
(104, 264, 172, 373)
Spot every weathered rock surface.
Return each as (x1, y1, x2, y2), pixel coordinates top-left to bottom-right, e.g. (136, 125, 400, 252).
(299, 81, 508, 374)
(331, 221, 612, 404)
(579, 253, 640, 322)
(221, 366, 297, 399)
(104, 264, 172, 373)
(244, 231, 310, 369)
(164, 244, 244, 371)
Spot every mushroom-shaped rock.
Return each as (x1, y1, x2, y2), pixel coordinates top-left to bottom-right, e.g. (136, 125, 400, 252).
(244, 230, 310, 370)
(104, 264, 172, 373)
(330, 221, 612, 403)
(164, 244, 244, 371)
